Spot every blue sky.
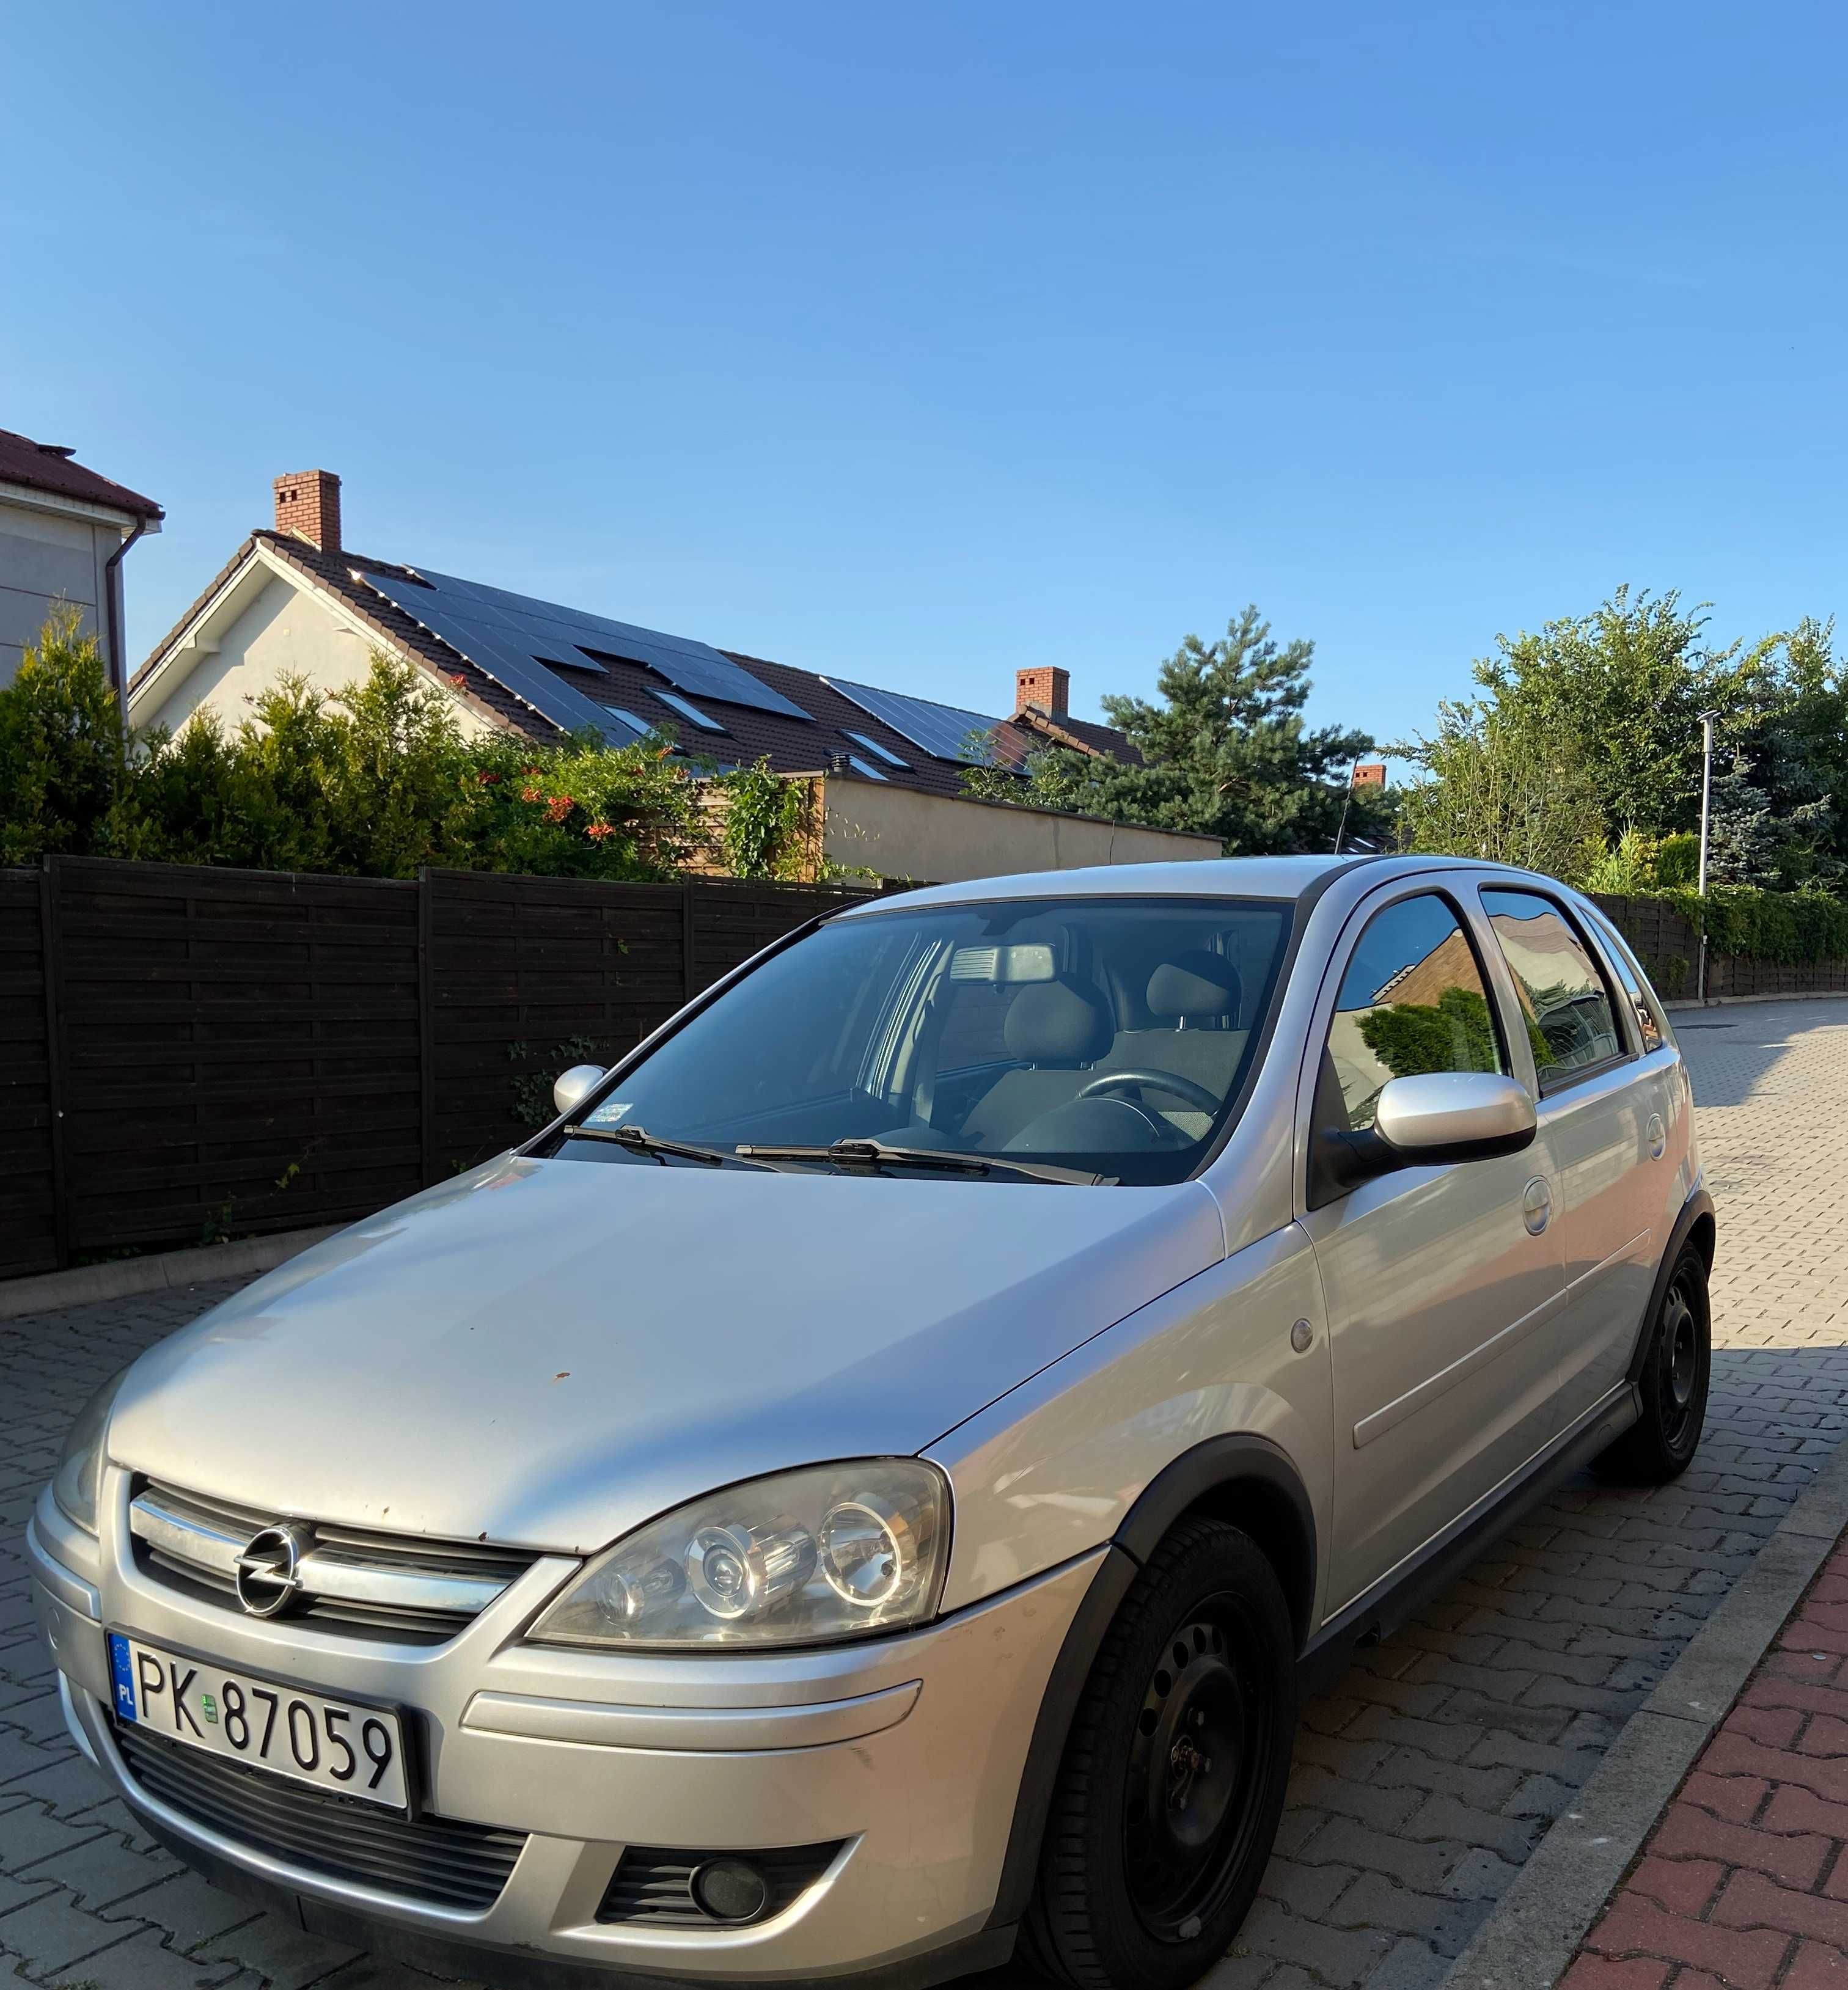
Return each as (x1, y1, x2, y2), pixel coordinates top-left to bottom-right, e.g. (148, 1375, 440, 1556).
(5, 3, 1844, 759)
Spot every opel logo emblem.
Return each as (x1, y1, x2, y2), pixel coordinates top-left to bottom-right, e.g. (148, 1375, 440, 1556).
(235, 1523, 311, 1618)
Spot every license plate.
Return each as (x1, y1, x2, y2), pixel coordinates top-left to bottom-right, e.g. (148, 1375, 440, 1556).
(107, 1633, 409, 1811)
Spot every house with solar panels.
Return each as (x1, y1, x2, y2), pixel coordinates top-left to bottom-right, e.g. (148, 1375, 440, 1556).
(129, 470, 1219, 883)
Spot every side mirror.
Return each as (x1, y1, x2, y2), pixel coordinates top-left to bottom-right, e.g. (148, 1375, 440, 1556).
(1374, 1071, 1536, 1163)
(552, 1064, 607, 1119)
(1308, 1070, 1536, 1208)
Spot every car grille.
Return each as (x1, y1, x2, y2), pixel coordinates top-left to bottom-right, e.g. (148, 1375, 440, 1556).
(598, 1842, 844, 1925)
(129, 1479, 536, 1644)
(116, 1721, 526, 1911)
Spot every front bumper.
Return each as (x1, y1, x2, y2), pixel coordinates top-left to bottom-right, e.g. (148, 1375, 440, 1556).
(28, 1477, 1100, 1985)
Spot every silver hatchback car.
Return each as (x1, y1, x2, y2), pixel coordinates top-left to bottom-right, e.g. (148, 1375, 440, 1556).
(29, 855, 1712, 1990)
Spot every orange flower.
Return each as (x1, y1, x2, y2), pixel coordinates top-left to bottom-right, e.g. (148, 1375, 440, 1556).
(544, 794, 574, 824)
(448, 672, 468, 689)
(521, 786, 543, 803)
(477, 770, 502, 786)
(586, 822, 615, 841)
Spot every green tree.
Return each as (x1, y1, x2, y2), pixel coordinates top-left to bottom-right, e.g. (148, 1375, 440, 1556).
(963, 606, 1380, 854)
(1731, 616, 1847, 888)
(1393, 695, 1602, 881)
(1471, 587, 1766, 838)
(0, 606, 129, 865)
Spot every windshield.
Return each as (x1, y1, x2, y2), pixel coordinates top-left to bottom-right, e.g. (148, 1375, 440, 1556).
(549, 895, 1293, 1185)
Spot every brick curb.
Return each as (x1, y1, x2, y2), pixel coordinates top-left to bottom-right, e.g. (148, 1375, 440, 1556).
(1440, 1430, 1848, 1990)
(0, 1226, 345, 1320)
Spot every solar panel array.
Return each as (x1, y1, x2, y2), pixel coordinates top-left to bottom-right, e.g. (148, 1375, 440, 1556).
(822, 678, 1002, 766)
(355, 565, 812, 739)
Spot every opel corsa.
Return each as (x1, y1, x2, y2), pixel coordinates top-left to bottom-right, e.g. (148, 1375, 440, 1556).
(29, 856, 1714, 1990)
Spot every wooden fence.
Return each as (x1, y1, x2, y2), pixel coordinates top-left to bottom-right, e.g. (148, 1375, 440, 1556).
(0, 858, 872, 1281)
(1586, 893, 1848, 1003)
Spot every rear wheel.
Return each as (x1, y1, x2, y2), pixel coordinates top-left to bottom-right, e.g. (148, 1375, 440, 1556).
(1594, 1243, 1711, 1483)
(1024, 1518, 1296, 1990)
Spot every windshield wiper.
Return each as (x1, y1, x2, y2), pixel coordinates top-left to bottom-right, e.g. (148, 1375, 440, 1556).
(732, 1137, 1109, 1186)
(563, 1124, 790, 1171)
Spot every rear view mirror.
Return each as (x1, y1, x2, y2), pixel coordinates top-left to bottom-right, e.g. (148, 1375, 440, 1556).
(948, 943, 1057, 984)
(1374, 1072, 1537, 1162)
(1308, 1070, 1536, 1209)
(553, 1064, 607, 1119)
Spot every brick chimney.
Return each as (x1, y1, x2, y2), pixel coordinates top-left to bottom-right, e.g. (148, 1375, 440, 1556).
(1015, 665, 1070, 719)
(1352, 761, 1387, 789)
(273, 470, 341, 553)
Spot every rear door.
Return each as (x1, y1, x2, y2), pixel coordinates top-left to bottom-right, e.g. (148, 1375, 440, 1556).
(1475, 887, 1659, 1423)
(1299, 879, 1568, 1614)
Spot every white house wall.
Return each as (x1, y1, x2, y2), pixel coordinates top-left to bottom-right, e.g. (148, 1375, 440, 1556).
(0, 499, 125, 687)
(134, 567, 499, 741)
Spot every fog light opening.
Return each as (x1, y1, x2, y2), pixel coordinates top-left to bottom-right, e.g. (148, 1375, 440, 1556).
(689, 1856, 771, 1924)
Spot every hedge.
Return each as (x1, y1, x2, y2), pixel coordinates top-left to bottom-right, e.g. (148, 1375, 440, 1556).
(1659, 885, 1848, 966)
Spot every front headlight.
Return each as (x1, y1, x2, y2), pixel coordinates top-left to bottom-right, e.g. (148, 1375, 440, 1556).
(51, 1370, 128, 1536)
(528, 1460, 950, 1650)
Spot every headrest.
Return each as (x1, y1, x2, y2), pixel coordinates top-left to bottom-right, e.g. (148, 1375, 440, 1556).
(1148, 951, 1242, 1022)
(1004, 980, 1113, 1065)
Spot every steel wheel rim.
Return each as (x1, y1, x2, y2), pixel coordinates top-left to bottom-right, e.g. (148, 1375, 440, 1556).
(1659, 1275, 1703, 1449)
(1122, 1597, 1272, 1942)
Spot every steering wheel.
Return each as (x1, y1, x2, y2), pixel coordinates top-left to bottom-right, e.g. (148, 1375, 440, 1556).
(1075, 1069, 1223, 1116)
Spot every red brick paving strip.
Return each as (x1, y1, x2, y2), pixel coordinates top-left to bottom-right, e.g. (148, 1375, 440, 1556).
(1564, 1534, 1848, 1990)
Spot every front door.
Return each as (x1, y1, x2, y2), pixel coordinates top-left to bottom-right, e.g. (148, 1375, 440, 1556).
(1299, 884, 1567, 1616)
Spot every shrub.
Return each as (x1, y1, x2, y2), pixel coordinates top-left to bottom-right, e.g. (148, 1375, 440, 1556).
(0, 625, 703, 882)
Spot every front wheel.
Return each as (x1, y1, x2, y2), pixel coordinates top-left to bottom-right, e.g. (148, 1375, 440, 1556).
(1024, 1518, 1297, 1990)
(1594, 1243, 1711, 1483)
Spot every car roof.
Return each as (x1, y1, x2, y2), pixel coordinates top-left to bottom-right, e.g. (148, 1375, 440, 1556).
(835, 852, 1516, 917)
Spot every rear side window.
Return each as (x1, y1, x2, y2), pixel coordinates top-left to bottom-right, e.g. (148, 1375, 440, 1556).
(1480, 890, 1626, 1090)
(1588, 916, 1665, 1054)
(1319, 893, 1506, 1133)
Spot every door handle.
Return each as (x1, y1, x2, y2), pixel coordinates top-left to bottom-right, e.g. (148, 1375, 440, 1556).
(1522, 1177, 1553, 1235)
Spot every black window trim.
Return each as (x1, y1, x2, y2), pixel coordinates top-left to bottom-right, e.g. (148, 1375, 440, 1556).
(1476, 885, 1637, 1099)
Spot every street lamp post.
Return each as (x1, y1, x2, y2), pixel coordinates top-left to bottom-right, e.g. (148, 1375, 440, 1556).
(1696, 710, 1717, 1003)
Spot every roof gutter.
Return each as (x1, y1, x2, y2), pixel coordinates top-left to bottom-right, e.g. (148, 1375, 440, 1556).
(103, 518, 150, 721)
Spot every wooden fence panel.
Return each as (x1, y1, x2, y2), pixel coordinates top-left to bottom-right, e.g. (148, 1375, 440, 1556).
(424, 871, 859, 1179)
(425, 871, 686, 1179)
(48, 858, 423, 1254)
(0, 872, 57, 1278)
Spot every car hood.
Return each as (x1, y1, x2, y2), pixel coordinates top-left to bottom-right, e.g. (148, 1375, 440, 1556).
(108, 1154, 1224, 1553)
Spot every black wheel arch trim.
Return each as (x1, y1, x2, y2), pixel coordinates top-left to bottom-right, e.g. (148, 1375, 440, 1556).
(986, 1433, 1319, 1930)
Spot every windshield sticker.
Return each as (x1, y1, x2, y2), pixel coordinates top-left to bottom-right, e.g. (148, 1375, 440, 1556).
(584, 1099, 632, 1127)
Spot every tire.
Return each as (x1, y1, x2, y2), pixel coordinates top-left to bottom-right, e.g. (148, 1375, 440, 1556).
(1594, 1243, 1711, 1483)
(1023, 1518, 1297, 1990)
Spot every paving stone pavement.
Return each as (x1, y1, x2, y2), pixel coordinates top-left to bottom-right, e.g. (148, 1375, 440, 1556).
(6, 997, 1848, 1990)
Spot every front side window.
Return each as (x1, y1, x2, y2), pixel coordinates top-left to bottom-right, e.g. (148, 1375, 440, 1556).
(549, 896, 1293, 1185)
(1480, 889, 1625, 1089)
(1316, 893, 1506, 1135)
